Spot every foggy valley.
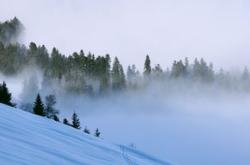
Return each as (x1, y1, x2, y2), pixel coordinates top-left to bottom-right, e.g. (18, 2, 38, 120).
(1, 1, 250, 165)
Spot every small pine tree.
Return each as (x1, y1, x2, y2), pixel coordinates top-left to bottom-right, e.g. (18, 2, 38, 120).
(72, 112, 81, 129)
(63, 118, 69, 125)
(144, 55, 151, 76)
(33, 94, 45, 116)
(0, 81, 15, 107)
(45, 94, 59, 118)
(95, 128, 101, 137)
(83, 127, 90, 134)
(53, 115, 60, 122)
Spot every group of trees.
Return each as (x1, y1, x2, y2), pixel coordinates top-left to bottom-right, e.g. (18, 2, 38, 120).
(0, 17, 23, 45)
(0, 39, 224, 89)
(32, 93, 101, 137)
(170, 58, 214, 82)
(0, 40, 125, 94)
(2, 38, 250, 94)
(0, 80, 101, 137)
(62, 113, 100, 137)
(33, 94, 101, 137)
(33, 94, 58, 118)
(1, 17, 250, 95)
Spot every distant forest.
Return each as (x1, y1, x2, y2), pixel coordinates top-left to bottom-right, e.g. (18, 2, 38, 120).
(1, 17, 250, 95)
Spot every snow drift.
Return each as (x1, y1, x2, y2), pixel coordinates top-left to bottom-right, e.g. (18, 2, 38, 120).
(0, 103, 171, 165)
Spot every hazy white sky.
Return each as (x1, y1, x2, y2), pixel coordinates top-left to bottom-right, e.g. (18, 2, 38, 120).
(1, 0, 250, 70)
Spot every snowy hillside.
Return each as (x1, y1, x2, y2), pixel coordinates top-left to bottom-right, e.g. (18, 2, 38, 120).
(0, 104, 171, 165)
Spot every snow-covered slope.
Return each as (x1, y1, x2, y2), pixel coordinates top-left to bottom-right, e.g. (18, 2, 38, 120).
(0, 104, 171, 165)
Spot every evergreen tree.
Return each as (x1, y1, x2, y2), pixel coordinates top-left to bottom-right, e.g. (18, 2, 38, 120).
(72, 112, 81, 129)
(171, 60, 185, 78)
(199, 58, 209, 80)
(193, 58, 200, 79)
(0, 81, 15, 107)
(127, 64, 139, 89)
(0, 17, 23, 44)
(44, 94, 59, 118)
(63, 118, 69, 125)
(49, 47, 66, 80)
(144, 55, 151, 76)
(104, 54, 111, 87)
(95, 128, 101, 137)
(37, 45, 49, 69)
(98, 54, 111, 93)
(119, 65, 126, 88)
(184, 57, 189, 77)
(0, 43, 26, 75)
(152, 64, 163, 77)
(184, 57, 189, 68)
(111, 57, 126, 90)
(33, 94, 45, 116)
(83, 127, 90, 134)
(112, 57, 120, 90)
(127, 65, 134, 87)
(27, 42, 38, 62)
(53, 115, 60, 122)
(207, 62, 215, 82)
(127, 65, 133, 79)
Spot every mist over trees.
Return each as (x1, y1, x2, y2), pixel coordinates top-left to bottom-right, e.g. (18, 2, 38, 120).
(44, 94, 59, 119)
(1, 17, 250, 97)
(0, 17, 23, 45)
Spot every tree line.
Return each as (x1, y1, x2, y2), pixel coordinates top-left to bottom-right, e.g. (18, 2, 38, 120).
(1, 17, 250, 95)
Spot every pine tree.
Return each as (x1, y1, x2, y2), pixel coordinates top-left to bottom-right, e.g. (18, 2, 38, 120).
(49, 47, 66, 80)
(193, 58, 201, 79)
(144, 55, 151, 76)
(111, 57, 120, 90)
(207, 62, 214, 82)
(119, 64, 126, 90)
(63, 118, 69, 125)
(127, 65, 133, 79)
(95, 128, 101, 137)
(111, 57, 126, 90)
(99, 54, 111, 93)
(171, 60, 185, 78)
(53, 115, 60, 122)
(72, 112, 81, 129)
(152, 64, 163, 77)
(0, 81, 15, 107)
(33, 94, 45, 116)
(45, 94, 59, 118)
(0, 17, 23, 44)
(184, 57, 189, 77)
(83, 127, 90, 134)
(127, 64, 139, 89)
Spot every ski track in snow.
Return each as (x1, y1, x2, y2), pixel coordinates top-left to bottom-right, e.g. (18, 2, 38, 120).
(120, 145, 138, 165)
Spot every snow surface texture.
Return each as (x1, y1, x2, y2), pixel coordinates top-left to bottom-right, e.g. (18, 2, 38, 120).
(0, 104, 171, 165)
